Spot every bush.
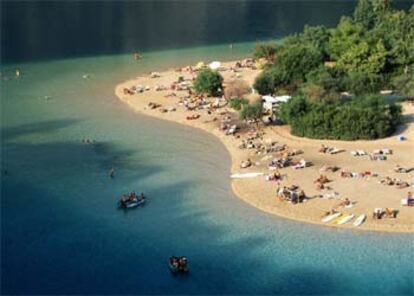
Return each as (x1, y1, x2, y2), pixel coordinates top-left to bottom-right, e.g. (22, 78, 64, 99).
(229, 98, 249, 111)
(193, 69, 223, 96)
(280, 95, 402, 140)
(224, 79, 250, 99)
(253, 67, 290, 95)
(253, 43, 277, 61)
(343, 72, 384, 95)
(392, 70, 414, 97)
(240, 102, 264, 121)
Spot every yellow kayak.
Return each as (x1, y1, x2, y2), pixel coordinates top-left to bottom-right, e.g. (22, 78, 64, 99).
(332, 214, 348, 224)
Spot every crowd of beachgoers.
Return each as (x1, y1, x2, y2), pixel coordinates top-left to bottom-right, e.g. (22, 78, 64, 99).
(116, 58, 414, 232)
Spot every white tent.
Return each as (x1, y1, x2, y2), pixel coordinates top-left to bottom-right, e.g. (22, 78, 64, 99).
(262, 95, 291, 112)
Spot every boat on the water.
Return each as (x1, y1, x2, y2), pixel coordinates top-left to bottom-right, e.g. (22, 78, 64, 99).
(353, 214, 366, 226)
(119, 198, 145, 209)
(322, 212, 341, 223)
(337, 214, 355, 225)
(169, 256, 189, 274)
(118, 192, 146, 209)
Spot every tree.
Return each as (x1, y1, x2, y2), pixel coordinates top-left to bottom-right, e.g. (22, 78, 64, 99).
(276, 43, 323, 82)
(229, 98, 249, 111)
(240, 102, 263, 122)
(353, 0, 376, 28)
(343, 72, 384, 95)
(328, 17, 365, 60)
(392, 70, 414, 96)
(193, 69, 223, 96)
(337, 40, 387, 75)
(253, 67, 289, 95)
(253, 43, 277, 61)
(279, 95, 401, 140)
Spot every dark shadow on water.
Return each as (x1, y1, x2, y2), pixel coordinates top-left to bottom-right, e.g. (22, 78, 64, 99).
(1, 119, 80, 141)
(2, 119, 411, 295)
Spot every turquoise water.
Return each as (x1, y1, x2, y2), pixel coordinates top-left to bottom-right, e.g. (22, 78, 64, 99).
(1, 45, 413, 295)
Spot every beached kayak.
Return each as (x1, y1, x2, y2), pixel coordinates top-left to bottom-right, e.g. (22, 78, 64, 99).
(322, 212, 341, 223)
(230, 172, 264, 179)
(353, 214, 366, 226)
(332, 214, 346, 224)
(337, 214, 355, 225)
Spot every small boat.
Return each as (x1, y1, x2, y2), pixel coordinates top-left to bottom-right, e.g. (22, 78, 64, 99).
(322, 212, 341, 223)
(169, 256, 189, 274)
(353, 214, 366, 226)
(337, 214, 355, 225)
(118, 198, 145, 209)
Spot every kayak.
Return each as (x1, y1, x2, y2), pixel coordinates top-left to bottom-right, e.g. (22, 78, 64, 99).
(337, 214, 355, 225)
(331, 214, 346, 224)
(353, 214, 366, 226)
(231, 172, 264, 179)
(322, 212, 341, 223)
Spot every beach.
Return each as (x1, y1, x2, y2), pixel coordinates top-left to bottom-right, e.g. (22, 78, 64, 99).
(115, 60, 414, 233)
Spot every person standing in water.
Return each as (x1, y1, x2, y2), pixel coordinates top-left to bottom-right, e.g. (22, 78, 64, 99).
(134, 53, 141, 60)
(109, 167, 115, 178)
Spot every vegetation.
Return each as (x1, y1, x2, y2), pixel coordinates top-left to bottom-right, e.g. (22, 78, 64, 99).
(280, 95, 402, 140)
(193, 69, 223, 96)
(253, 0, 412, 139)
(229, 98, 249, 111)
(240, 102, 264, 122)
(253, 43, 277, 61)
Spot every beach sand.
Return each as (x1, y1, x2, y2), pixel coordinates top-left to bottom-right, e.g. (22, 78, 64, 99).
(115, 61, 414, 233)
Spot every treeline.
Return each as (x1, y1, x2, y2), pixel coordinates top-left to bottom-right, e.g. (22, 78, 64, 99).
(253, 0, 412, 140)
(279, 95, 402, 140)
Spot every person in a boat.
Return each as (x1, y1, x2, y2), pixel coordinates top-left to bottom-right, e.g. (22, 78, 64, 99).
(129, 191, 137, 202)
(140, 192, 145, 201)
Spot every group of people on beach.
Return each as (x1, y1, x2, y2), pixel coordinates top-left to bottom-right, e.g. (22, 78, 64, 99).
(277, 186, 307, 204)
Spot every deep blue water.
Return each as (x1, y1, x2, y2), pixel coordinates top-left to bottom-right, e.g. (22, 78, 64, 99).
(1, 1, 414, 295)
(2, 0, 412, 63)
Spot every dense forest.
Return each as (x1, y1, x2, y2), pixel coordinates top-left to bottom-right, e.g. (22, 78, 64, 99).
(253, 0, 413, 140)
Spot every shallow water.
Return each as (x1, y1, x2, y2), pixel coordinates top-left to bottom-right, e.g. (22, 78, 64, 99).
(1, 45, 413, 295)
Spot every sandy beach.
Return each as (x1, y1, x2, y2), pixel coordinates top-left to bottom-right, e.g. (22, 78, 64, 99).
(115, 60, 414, 233)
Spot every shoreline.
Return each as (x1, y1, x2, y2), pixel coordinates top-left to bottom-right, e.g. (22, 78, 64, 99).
(115, 60, 414, 233)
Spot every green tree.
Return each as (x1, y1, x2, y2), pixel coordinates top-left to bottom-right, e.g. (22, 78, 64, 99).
(276, 43, 323, 82)
(193, 69, 223, 96)
(253, 67, 290, 95)
(240, 102, 263, 122)
(229, 98, 249, 111)
(253, 43, 277, 61)
(328, 17, 365, 60)
(353, 0, 376, 28)
(337, 40, 387, 75)
(343, 72, 384, 95)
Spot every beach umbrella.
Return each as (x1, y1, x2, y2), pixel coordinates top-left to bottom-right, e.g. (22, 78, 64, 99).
(209, 61, 221, 70)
